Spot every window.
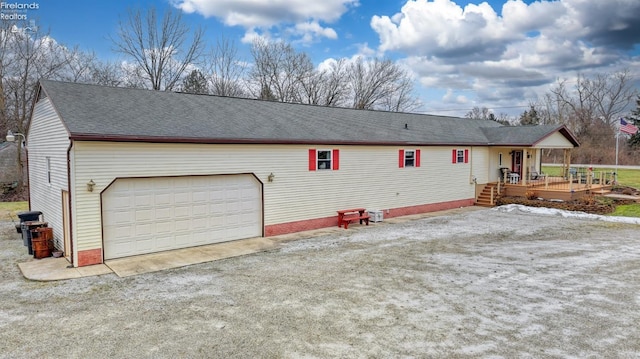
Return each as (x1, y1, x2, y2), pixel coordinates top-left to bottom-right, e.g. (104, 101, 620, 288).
(308, 149, 340, 171)
(398, 149, 421, 168)
(451, 149, 469, 164)
(499, 152, 503, 167)
(318, 150, 332, 170)
(46, 157, 51, 184)
(405, 151, 415, 167)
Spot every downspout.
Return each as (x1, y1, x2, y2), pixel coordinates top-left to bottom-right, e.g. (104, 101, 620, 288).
(66, 140, 74, 265)
(25, 142, 31, 211)
(469, 146, 477, 200)
(469, 146, 472, 181)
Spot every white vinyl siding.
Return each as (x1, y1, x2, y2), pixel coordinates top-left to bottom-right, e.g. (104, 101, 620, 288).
(471, 147, 489, 184)
(70, 142, 475, 252)
(27, 98, 70, 251)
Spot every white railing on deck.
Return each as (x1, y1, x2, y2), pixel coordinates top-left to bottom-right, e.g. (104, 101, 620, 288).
(527, 170, 615, 191)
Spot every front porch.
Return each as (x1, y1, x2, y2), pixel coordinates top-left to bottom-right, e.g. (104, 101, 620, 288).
(476, 171, 614, 206)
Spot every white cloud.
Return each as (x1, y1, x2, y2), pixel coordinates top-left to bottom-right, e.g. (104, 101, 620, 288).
(370, 0, 640, 117)
(171, 0, 358, 43)
(290, 21, 338, 44)
(371, 0, 515, 59)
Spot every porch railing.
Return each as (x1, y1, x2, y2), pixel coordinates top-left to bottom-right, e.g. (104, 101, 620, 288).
(504, 170, 615, 191)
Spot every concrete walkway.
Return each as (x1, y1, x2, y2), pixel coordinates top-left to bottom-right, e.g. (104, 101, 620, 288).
(17, 206, 485, 281)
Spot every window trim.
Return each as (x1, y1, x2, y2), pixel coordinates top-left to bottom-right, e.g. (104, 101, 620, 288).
(317, 149, 332, 170)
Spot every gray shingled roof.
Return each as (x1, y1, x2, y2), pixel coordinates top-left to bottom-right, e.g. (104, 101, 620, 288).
(482, 125, 579, 147)
(38, 80, 576, 147)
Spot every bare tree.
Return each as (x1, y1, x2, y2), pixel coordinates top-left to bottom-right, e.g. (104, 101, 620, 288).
(318, 59, 349, 107)
(551, 70, 637, 132)
(205, 37, 246, 97)
(465, 106, 493, 120)
(249, 39, 312, 102)
(347, 57, 417, 111)
(1, 27, 70, 187)
(0, 23, 13, 136)
(112, 7, 204, 91)
(381, 76, 420, 113)
(547, 70, 638, 164)
(60, 47, 97, 83)
(297, 58, 349, 107)
(90, 60, 124, 87)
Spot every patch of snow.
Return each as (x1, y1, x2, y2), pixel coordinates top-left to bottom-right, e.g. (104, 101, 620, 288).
(494, 204, 640, 225)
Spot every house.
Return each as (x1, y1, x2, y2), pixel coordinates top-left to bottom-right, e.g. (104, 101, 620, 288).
(26, 80, 579, 267)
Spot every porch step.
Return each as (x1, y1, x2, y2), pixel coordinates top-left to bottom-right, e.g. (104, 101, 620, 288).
(476, 183, 499, 207)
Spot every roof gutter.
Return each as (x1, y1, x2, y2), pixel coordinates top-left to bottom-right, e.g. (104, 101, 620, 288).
(67, 133, 490, 147)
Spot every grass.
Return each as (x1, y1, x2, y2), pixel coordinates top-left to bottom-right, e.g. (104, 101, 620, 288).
(610, 204, 640, 218)
(0, 201, 29, 221)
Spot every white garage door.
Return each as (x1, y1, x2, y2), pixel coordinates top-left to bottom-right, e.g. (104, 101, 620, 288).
(102, 174, 262, 260)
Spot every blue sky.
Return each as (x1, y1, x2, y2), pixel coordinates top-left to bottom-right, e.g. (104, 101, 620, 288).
(5, 0, 640, 117)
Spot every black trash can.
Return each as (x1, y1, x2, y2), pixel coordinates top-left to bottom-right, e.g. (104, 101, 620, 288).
(17, 211, 43, 255)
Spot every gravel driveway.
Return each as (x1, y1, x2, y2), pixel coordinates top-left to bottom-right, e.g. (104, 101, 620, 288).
(1, 207, 639, 358)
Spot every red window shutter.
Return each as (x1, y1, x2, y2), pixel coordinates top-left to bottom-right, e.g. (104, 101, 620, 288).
(332, 149, 340, 170)
(399, 149, 405, 168)
(452, 149, 457, 163)
(308, 149, 317, 171)
(464, 149, 469, 163)
(415, 149, 421, 167)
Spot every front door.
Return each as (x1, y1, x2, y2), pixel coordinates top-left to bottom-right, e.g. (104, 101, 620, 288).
(512, 151, 522, 177)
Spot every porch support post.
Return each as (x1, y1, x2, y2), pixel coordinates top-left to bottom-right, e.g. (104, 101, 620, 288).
(522, 149, 528, 186)
(563, 149, 571, 178)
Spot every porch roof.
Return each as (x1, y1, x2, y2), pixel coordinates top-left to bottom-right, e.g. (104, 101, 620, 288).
(481, 125, 579, 148)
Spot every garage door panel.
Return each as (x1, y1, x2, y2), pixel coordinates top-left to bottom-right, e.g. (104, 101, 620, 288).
(155, 234, 175, 251)
(134, 222, 154, 237)
(106, 224, 134, 240)
(193, 204, 208, 216)
(155, 207, 173, 221)
(175, 233, 191, 246)
(156, 221, 173, 233)
(135, 236, 154, 249)
(174, 218, 191, 231)
(134, 192, 154, 205)
(135, 208, 154, 222)
(104, 211, 131, 226)
(155, 193, 173, 206)
(175, 193, 191, 205)
(192, 191, 208, 203)
(191, 230, 210, 245)
(109, 194, 133, 209)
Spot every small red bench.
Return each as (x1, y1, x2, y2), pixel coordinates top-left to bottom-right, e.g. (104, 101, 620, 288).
(337, 208, 370, 229)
